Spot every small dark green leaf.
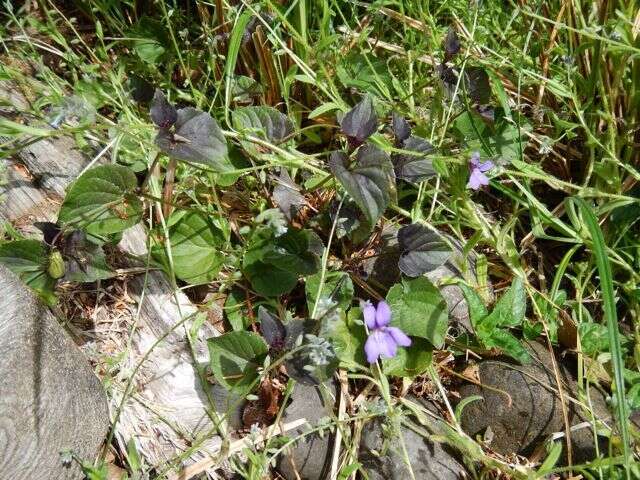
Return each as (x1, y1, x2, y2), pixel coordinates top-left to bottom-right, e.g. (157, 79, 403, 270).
(207, 331, 268, 392)
(393, 136, 436, 184)
(329, 145, 396, 226)
(397, 223, 451, 277)
(232, 106, 294, 143)
(578, 322, 609, 356)
(464, 67, 492, 105)
(484, 329, 530, 364)
(444, 27, 461, 60)
(484, 277, 526, 328)
(340, 96, 377, 144)
(155, 107, 230, 169)
(305, 270, 354, 315)
(326, 308, 367, 367)
(152, 211, 229, 285)
(459, 284, 489, 327)
(58, 165, 143, 236)
(0, 240, 57, 305)
(224, 288, 251, 331)
(386, 277, 449, 347)
(150, 89, 177, 128)
(130, 17, 168, 64)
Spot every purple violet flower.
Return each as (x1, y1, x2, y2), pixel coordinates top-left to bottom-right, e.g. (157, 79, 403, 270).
(363, 300, 411, 363)
(467, 151, 494, 190)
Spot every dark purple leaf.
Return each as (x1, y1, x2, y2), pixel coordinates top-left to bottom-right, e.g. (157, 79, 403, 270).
(329, 144, 396, 226)
(34, 222, 61, 246)
(232, 106, 294, 143)
(258, 306, 286, 350)
(397, 223, 451, 277)
(155, 107, 229, 168)
(272, 169, 306, 221)
(340, 96, 378, 145)
(393, 136, 436, 184)
(150, 89, 177, 128)
(464, 67, 492, 105)
(444, 27, 461, 61)
(392, 112, 411, 143)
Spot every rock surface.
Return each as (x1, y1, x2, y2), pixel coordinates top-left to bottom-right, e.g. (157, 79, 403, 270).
(0, 264, 109, 479)
(276, 383, 336, 480)
(359, 401, 467, 480)
(458, 341, 611, 463)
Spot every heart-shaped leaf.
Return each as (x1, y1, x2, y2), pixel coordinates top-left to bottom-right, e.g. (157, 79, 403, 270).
(340, 96, 377, 145)
(232, 106, 294, 143)
(243, 228, 322, 297)
(0, 240, 57, 305)
(329, 144, 396, 226)
(382, 338, 433, 377)
(58, 165, 143, 236)
(150, 89, 177, 128)
(386, 277, 449, 347)
(207, 331, 268, 392)
(397, 223, 451, 277)
(393, 136, 436, 184)
(151, 211, 229, 285)
(391, 112, 411, 143)
(155, 107, 230, 170)
(305, 270, 354, 315)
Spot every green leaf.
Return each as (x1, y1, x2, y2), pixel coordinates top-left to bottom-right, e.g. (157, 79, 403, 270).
(152, 212, 229, 285)
(483, 329, 530, 364)
(578, 322, 610, 356)
(207, 331, 268, 392)
(232, 106, 294, 143)
(224, 288, 251, 331)
(243, 228, 322, 297)
(0, 240, 57, 305)
(382, 338, 432, 377)
(459, 283, 489, 326)
(58, 165, 143, 235)
(326, 308, 367, 367)
(484, 277, 526, 328)
(330, 144, 396, 226)
(386, 277, 448, 348)
(130, 17, 168, 64)
(305, 270, 354, 314)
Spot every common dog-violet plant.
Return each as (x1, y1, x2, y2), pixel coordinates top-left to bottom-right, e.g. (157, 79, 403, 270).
(467, 151, 495, 190)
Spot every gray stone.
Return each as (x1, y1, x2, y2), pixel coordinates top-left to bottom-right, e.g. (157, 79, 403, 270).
(359, 400, 467, 480)
(458, 341, 611, 463)
(276, 382, 336, 480)
(0, 264, 109, 479)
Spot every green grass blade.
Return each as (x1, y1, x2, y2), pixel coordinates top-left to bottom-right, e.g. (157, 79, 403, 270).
(571, 197, 631, 475)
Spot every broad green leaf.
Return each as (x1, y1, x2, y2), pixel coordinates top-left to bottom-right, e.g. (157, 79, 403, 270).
(397, 223, 451, 277)
(152, 212, 229, 285)
(155, 107, 230, 170)
(578, 322, 609, 356)
(459, 284, 489, 326)
(232, 106, 294, 143)
(329, 144, 396, 226)
(382, 338, 432, 377)
(484, 277, 526, 328)
(483, 329, 530, 364)
(326, 308, 367, 367)
(207, 331, 268, 392)
(58, 165, 143, 235)
(386, 277, 448, 348)
(305, 270, 354, 315)
(130, 17, 168, 64)
(243, 228, 322, 297)
(0, 240, 57, 305)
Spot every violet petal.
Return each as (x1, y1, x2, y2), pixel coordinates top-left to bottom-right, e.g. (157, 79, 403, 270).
(386, 327, 412, 347)
(467, 168, 489, 190)
(375, 301, 392, 328)
(363, 301, 377, 329)
(364, 330, 384, 363)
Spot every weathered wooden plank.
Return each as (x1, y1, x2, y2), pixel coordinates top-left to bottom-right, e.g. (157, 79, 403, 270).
(0, 83, 236, 474)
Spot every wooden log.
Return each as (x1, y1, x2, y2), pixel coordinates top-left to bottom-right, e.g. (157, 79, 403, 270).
(0, 82, 239, 475)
